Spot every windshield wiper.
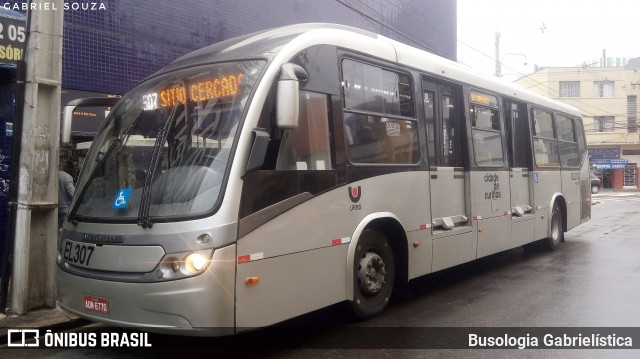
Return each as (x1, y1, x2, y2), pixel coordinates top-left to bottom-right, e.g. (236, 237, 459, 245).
(67, 137, 123, 224)
(137, 105, 181, 228)
(67, 111, 144, 224)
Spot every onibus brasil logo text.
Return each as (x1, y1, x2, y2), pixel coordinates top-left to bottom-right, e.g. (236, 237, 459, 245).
(7, 329, 152, 348)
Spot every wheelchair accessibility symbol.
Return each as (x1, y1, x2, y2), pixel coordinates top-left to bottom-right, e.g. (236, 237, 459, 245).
(112, 188, 132, 209)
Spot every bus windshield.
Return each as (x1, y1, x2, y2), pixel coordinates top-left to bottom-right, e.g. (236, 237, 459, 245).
(71, 60, 265, 223)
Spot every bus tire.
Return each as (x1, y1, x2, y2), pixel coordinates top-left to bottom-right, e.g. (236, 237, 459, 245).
(545, 203, 564, 251)
(350, 228, 395, 319)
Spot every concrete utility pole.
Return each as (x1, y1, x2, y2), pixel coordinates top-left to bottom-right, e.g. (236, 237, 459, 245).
(10, 0, 64, 314)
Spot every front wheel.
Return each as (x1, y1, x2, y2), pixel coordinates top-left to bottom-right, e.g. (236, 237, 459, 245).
(591, 185, 600, 194)
(544, 203, 564, 251)
(350, 228, 395, 319)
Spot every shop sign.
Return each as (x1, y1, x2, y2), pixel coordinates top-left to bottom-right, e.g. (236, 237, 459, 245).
(588, 148, 620, 160)
(593, 159, 628, 170)
(0, 9, 27, 66)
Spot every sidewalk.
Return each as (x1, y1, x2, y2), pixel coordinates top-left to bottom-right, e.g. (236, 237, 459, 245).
(0, 306, 89, 343)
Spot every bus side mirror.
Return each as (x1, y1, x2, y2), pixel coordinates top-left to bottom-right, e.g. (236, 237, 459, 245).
(61, 97, 120, 145)
(276, 63, 308, 129)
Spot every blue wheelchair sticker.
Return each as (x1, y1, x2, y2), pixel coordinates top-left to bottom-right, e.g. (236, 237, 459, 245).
(533, 173, 539, 184)
(112, 188, 132, 209)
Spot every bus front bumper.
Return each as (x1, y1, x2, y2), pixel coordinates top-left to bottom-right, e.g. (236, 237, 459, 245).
(56, 245, 236, 336)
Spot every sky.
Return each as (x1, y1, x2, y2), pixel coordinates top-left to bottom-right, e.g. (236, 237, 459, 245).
(457, 0, 638, 80)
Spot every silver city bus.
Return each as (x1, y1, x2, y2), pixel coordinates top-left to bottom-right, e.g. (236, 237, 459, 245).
(58, 23, 590, 335)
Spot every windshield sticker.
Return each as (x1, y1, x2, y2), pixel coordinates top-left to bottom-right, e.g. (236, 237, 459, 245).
(112, 188, 132, 209)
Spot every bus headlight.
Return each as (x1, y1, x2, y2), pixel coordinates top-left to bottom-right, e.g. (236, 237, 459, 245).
(157, 249, 214, 280)
(185, 252, 209, 274)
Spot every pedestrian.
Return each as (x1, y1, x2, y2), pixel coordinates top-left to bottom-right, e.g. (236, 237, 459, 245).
(58, 160, 75, 229)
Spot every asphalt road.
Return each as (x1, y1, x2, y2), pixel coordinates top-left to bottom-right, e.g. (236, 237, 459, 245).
(5, 191, 640, 358)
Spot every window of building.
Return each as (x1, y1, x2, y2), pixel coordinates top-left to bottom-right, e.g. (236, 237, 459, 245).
(559, 81, 580, 97)
(594, 116, 615, 132)
(624, 164, 637, 188)
(628, 96, 637, 133)
(593, 81, 614, 97)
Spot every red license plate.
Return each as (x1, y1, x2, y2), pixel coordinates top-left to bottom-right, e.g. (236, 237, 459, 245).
(83, 295, 109, 314)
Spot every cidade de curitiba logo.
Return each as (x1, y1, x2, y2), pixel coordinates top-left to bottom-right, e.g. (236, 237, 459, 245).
(7, 329, 152, 348)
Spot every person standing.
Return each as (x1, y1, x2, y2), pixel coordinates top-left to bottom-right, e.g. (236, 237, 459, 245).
(58, 161, 75, 229)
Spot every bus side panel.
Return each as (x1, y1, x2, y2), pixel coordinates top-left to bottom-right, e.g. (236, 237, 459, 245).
(511, 217, 535, 247)
(469, 170, 512, 257)
(236, 245, 348, 329)
(408, 229, 433, 280)
(476, 216, 511, 258)
(533, 171, 562, 240)
(235, 171, 429, 328)
(561, 169, 581, 230)
(432, 230, 475, 272)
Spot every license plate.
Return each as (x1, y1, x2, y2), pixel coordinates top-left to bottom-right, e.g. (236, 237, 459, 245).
(62, 240, 96, 267)
(83, 295, 109, 314)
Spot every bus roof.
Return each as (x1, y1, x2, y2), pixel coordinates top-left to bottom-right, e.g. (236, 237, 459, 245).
(156, 23, 580, 118)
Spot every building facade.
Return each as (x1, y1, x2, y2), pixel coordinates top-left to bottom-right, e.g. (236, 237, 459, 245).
(516, 59, 640, 189)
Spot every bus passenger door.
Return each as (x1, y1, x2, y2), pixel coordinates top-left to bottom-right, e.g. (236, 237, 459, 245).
(504, 100, 535, 247)
(556, 114, 582, 230)
(422, 79, 474, 271)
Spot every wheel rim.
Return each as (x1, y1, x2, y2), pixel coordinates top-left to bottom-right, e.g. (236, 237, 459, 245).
(357, 251, 387, 297)
(592, 185, 598, 193)
(551, 212, 561, 246)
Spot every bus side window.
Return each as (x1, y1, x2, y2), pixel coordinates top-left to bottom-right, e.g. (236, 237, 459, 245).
(531, 108, 559, 167)
(503, 101, 530, 169)
(441, 94, 459, 167)
(275, 90, 333, 170)
(471, 104, 503, 167)
(556, 114, 579, 168)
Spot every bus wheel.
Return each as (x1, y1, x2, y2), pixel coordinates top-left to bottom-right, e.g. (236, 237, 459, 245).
(350, 228, 395, 319)
(545, 203, 564, 251)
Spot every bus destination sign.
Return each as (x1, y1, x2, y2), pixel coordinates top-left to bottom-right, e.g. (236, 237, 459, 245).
(142, 73, 245, 111)
(470, 90, 498, 108)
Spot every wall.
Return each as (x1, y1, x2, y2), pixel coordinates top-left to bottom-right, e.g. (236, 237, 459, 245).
(52, 0, 456, 95)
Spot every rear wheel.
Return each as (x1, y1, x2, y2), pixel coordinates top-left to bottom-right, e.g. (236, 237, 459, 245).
(544, 203, 564, 251)
(591, 184, 600, 194)
(350, 228, 395, 319)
